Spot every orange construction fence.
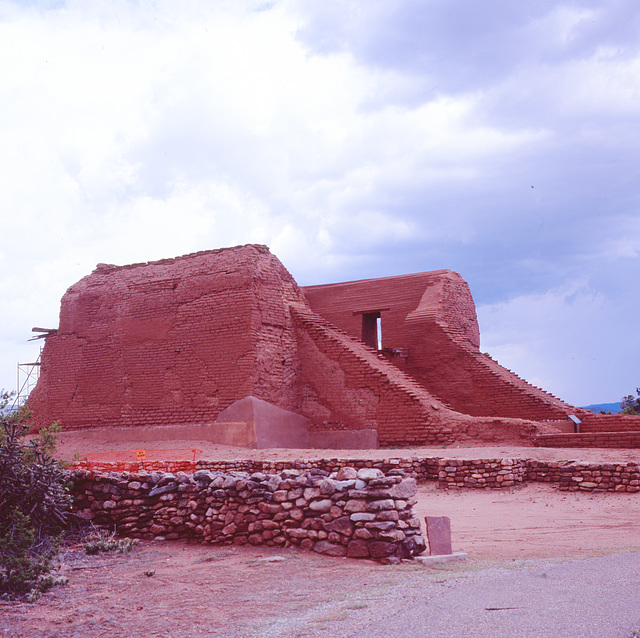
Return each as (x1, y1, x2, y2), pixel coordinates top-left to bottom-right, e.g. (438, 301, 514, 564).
(72, 448, 203, 473)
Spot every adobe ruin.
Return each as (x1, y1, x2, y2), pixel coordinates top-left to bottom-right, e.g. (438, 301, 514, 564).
(28, 244, 637, 448)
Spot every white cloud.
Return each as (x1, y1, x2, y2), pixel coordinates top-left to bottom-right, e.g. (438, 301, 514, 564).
(0, 0, 639, 408)
(478, 280, 638, 406)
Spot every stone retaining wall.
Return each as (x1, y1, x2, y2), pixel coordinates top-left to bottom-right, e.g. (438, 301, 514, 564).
(70, 466, 426, 563)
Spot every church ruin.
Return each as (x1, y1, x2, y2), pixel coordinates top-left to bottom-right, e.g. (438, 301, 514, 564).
(29, 244, 637, 448)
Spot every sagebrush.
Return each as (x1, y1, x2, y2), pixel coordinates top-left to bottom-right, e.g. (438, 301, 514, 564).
(0, 393, 71, 598)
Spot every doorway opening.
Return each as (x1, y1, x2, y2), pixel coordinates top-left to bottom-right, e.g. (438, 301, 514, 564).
(362, 312, 382, 351)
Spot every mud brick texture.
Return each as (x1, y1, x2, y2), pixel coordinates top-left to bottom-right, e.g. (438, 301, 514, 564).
(30, 244, 640, 447)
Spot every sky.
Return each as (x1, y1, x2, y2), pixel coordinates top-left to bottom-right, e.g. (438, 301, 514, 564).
(1, 0, 638, 407)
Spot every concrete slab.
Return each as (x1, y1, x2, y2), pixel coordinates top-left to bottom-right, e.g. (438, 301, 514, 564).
(413, 552, 468, 566)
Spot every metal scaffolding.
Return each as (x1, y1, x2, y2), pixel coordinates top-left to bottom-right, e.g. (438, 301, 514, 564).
(13, 348, 42, 410)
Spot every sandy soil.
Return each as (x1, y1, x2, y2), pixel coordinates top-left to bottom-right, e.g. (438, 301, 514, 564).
(3, 434, 639, 637)
(52, 431, 640, 465)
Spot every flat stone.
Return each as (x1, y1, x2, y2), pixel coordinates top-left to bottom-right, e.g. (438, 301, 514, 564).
(334, 479, 357, 491)
(314, 540, 347, 557)
(350, 512, 376, 522)
(325, 516, 354, 536)
(366, 499, 395, 511)
(389, 478, 418, 499)
(346, 539, 370, 558)
(309, 499, 333, 512)
(344, 499, 367, 513)
(357, 468, 384, 481)
(364, 521, 395, 531)
(336, 467, 358, 480)
(368, 541, 397, 558)
(193, 469, 215, 482)
(376, 509, 399, 521)
(399, 534, 427, 558)
(264, 475, 282, 491)
(378, 529, 406, 542)
(318, 479, 337, 495)
(414, 552, 468, 566)
(149, 482, 177, 497)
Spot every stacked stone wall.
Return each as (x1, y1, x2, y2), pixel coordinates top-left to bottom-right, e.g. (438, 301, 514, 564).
(70, 466, 426, 562)
(528, 460, 640, 492)
(436, 458, 528, 488)
(69, 455, 640, 493)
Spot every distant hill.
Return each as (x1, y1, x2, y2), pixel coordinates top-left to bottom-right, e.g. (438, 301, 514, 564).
(581, 402, 621, 414)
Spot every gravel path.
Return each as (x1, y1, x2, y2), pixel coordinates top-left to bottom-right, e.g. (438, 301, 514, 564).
(346, 553, 640, 638)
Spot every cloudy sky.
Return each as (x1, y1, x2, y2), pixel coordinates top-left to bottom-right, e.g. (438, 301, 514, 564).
(1, 0, 638, 407)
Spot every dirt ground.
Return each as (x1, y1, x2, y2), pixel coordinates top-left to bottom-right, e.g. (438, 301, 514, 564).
(2, 435, 639, 637)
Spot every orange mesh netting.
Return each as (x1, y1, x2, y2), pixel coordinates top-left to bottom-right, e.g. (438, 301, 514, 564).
(72, 448, 203, 473)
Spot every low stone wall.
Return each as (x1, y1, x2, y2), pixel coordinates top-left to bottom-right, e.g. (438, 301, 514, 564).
(528, 460, 640, 492)
(69, 466, 426, 563)
(436, 458, 528, 489)
(196, 457, 435, 481)
(69, 455, 640, 494)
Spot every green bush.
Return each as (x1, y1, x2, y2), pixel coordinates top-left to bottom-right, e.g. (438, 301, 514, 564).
(0, 394, 71, 599)
(0, 510, 61, 597)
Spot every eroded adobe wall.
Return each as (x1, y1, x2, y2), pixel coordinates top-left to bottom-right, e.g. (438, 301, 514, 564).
(291, 305, 458, 446)
(29, 245, 306, 431)
(405, 273, 574, 420)
(302, 270, 479, 354)
(304, 271, 575, 421)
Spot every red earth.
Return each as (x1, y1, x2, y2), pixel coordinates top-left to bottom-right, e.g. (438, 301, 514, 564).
(3, 436, 639, 638)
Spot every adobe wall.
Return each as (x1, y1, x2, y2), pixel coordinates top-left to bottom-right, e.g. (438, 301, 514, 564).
(579, 413, 640, 433)
(533, 432, 640, 448)
(291, 305, 457, 446)
(302, 270, 479, 354)
(303, 271, 574, 421)
(32, 242, 636, 447)
(29, 246, 306, 431)
(31, 244, 541, 445)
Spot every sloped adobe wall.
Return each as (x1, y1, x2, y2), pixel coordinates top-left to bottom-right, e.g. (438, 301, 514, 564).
(404, 273, 574, 420)
(304, 271, 574, 422)
(290, 306, 457, 447)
